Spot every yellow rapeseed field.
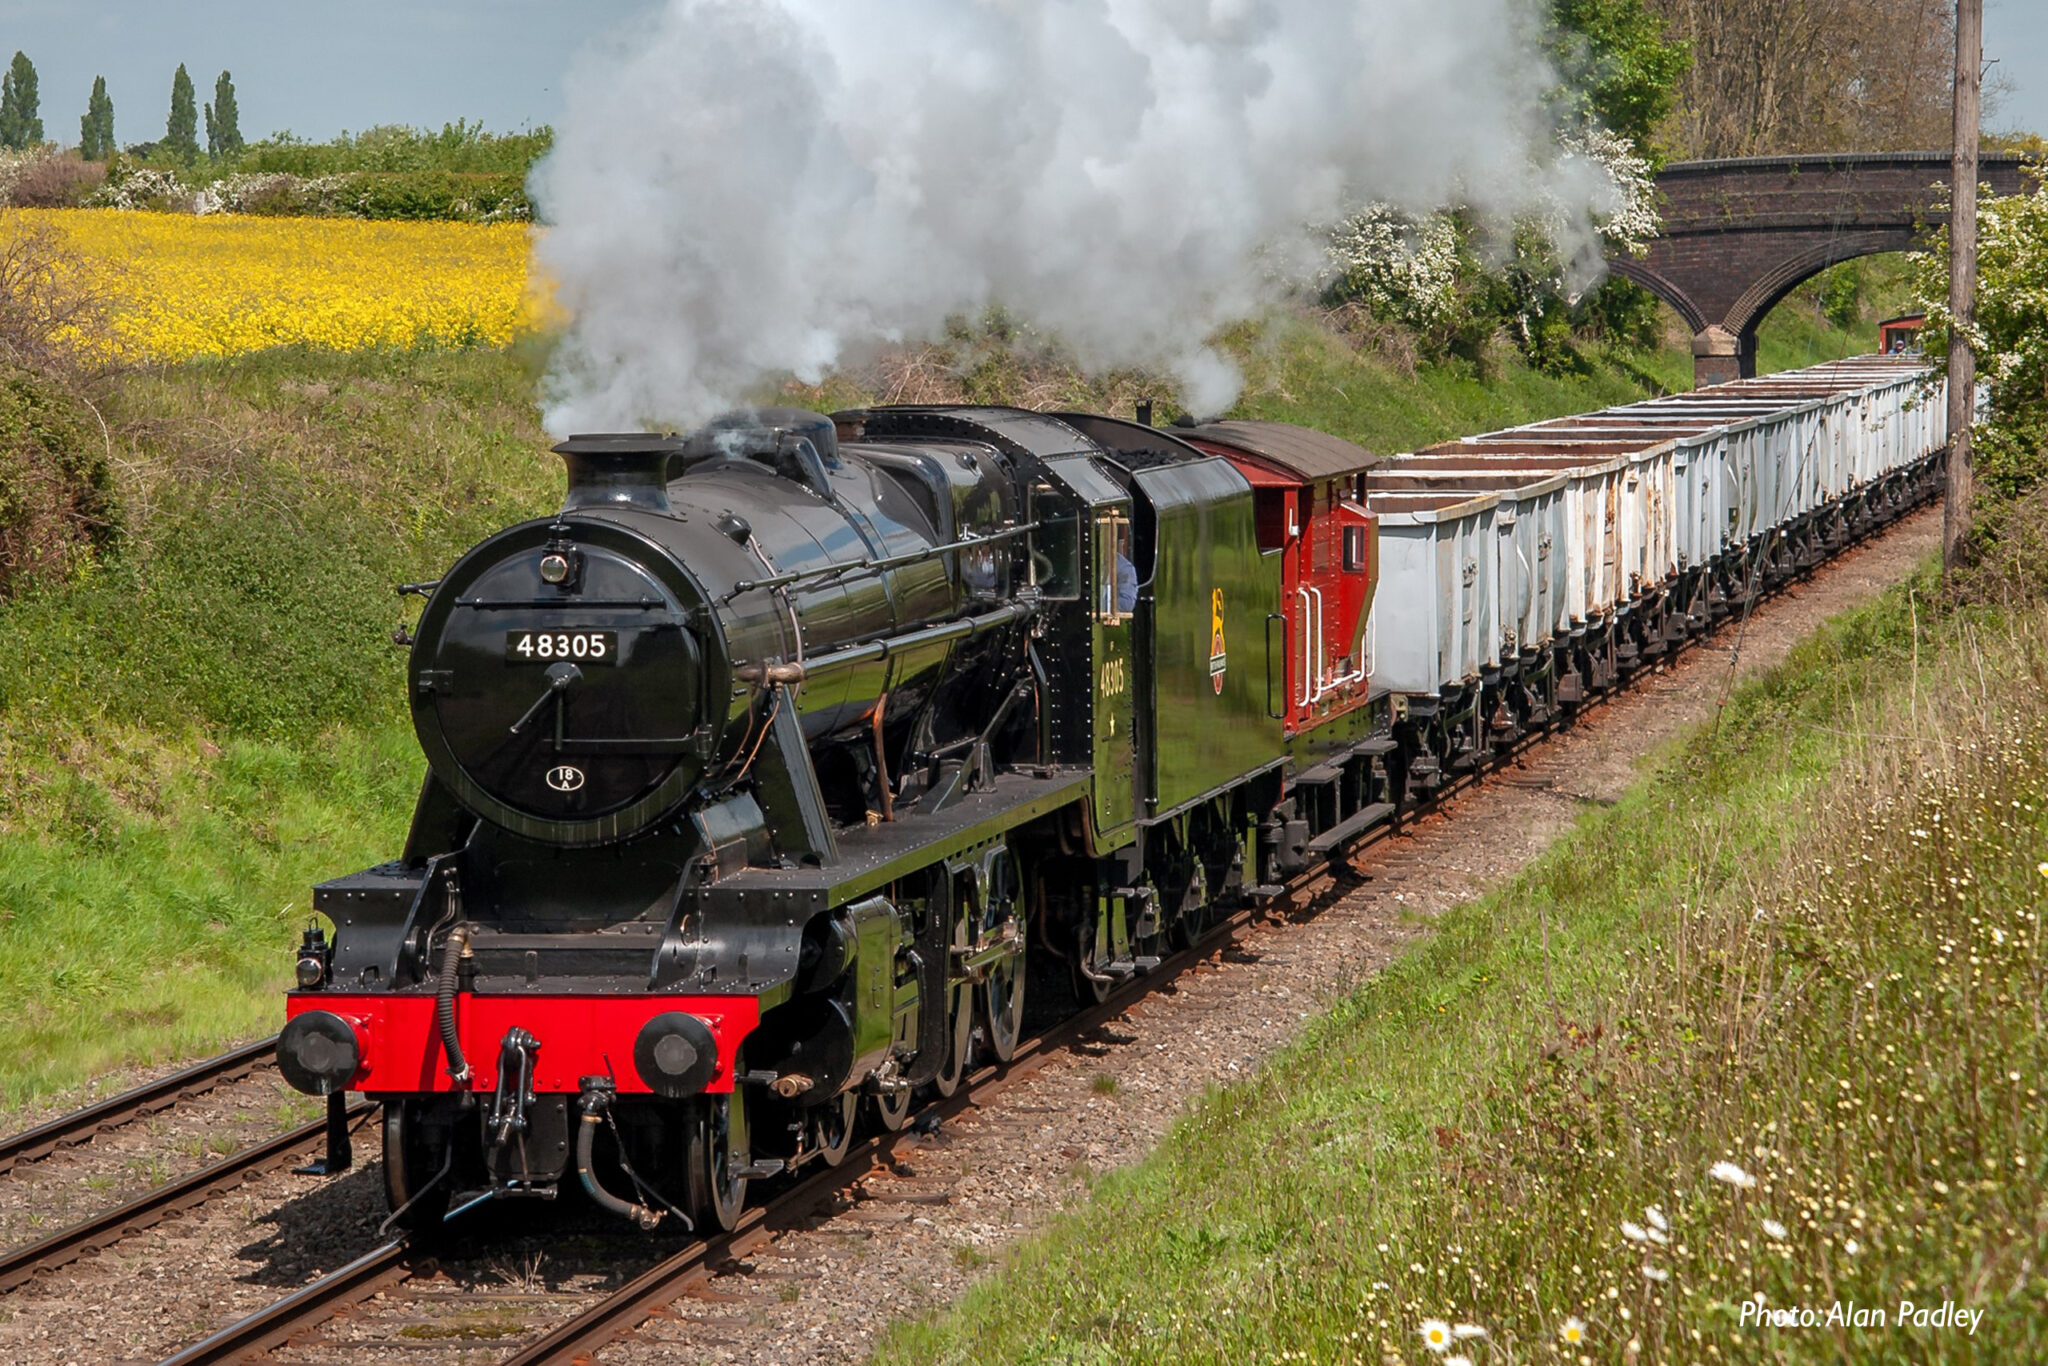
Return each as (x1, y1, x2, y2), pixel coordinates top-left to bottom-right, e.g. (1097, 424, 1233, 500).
(6, 208, 541, 361)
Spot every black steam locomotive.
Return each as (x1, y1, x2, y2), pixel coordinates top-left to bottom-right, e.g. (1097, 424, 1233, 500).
(279, 404, 1388, 1232)
(276, 361, 1942, 1234)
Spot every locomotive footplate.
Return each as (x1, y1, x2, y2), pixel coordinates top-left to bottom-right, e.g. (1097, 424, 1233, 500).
(680, 768, 1092, 916)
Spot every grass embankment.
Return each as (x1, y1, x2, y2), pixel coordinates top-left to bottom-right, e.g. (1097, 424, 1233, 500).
(0, 346, 559, 1107)
(877, 541, 2048, 1362)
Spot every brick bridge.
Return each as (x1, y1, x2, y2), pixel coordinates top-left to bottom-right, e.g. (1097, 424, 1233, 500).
(1612, 151, 2033, 386)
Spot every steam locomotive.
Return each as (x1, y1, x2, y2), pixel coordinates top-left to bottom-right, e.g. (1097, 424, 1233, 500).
(277, 358, 1942, 1233)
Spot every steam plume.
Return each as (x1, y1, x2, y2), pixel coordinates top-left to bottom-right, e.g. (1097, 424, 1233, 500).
(533, 0, 1621, 433)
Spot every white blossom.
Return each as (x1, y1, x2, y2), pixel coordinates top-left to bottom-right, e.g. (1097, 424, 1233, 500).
(1324, 204, 1462, 332)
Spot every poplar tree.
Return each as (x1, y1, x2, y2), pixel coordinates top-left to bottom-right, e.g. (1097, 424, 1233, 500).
(165, 63, 198, 161)
(80, 76, 113, 160)
(0, 52, 43, 150)
(204, 70, 242, 158)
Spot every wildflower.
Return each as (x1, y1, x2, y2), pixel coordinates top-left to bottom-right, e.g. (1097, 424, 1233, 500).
(1709, 1161, 1757, 1190)
(1621, 1221, 1650, 1244)
(1453, 1324, 1486, 1340)
(1560, 1316, 1587, 1345)
(2036, 861, 2047, 877)
(1643, 1265, 1670, 1283)
(1646, 1226, 1669, 1246)
(1446, 1357, 1474, 1366)
(1645, 1206, 1668, 1232)
(1844, 1239, 1862, 1255)
(1419, 1320, 1452, 1353)
(1762, 1218, 1789, 1241)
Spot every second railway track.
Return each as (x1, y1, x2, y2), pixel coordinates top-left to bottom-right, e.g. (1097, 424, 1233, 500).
(0, 1101, 374, 1293)
(0, 1038, 279, 1177)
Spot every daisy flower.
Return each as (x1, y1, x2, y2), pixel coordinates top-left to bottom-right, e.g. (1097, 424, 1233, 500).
(1762, 1218, 1789, 1240)
(1560, 1316, 1587, 1345)
(1419, 1319, 1452, 1353)
(1709, 1160, 1757, 1189)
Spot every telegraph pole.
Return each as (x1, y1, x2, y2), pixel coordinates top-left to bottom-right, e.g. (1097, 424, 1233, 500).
(1944, 0, 1981, 575)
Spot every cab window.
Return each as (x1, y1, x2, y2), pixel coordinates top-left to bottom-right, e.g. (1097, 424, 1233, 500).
(1095, 509, 1134, 625)
(1028, 485, 1078, 599)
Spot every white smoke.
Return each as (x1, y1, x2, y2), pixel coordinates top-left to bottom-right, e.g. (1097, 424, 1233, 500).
(532, 0, 1622, 434)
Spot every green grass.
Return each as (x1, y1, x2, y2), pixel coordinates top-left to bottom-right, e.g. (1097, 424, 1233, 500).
(1222, 314, 1693, 453)
(874, 555, 2048, 1364)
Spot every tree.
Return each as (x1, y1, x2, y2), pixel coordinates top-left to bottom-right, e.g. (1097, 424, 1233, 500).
(1647, 0, 1959, 159)
(79, 75, 113, 160)
(1549, 0, 1692, 156)
(165, 63, 198, 161)
(205, 69, 242, 159)
(0, 51, 43, 150)
(1910, 173, 2048, 503)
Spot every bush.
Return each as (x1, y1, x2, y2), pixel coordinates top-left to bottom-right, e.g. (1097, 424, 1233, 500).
(1912, 167, 2048, 499)
(5, 154, 104, 208)
(227, 121, 551, 178)
(0, 223, 117, 596)
(85, 164, 196, 212)
(0, 363, 115, 595)
(320, 170, 530, 223)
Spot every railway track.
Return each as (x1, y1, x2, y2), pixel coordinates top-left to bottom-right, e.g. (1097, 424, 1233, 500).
(144, 501, 1933, 1365)
(139, 671, 1706, 1362)
(150, 904, 1263, 1366)
(0, 1037, 277, 1176)
(147, 751, 1554, 1365)
(0, 1100, 373, 1293)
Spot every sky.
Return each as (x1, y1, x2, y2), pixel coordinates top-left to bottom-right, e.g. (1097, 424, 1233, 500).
(0, 0, 2038, 148)
(0, 0, 664, 145)
(1985, 0, 2048, 137)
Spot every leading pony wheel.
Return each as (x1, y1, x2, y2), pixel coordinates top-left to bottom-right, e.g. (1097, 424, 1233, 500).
(382, 1099, 453, 1234)
(685, 1092, 749, 1233)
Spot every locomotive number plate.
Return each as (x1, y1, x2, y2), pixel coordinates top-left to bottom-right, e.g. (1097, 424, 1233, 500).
(506, 630, 617, 663)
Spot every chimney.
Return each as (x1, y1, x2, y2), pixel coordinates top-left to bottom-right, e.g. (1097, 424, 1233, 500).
(551, 433, 687, 514)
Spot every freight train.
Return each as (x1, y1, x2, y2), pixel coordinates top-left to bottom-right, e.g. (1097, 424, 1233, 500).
(276, 357, 1944, 1233)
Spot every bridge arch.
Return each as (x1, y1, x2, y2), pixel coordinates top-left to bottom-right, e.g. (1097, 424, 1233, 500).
(1618, 151, 2031, 386)
(1722, 229, 1914, 337)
